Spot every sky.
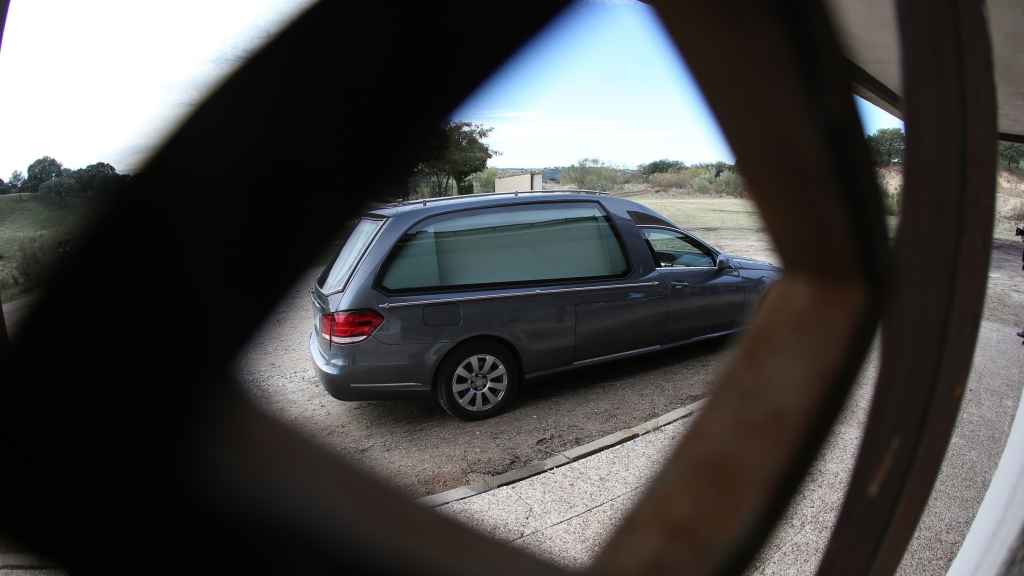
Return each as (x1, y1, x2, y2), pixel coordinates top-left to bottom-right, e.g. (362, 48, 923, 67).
(453, 0, 904, 168)
(0, 0, 316, 178)
(0, 0, 902, 179)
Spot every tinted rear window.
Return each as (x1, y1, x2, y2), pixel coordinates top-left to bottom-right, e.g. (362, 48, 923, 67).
(627, 209, 675, 228)
(318, 218, 383, 293)
(380, 203, 628, 291)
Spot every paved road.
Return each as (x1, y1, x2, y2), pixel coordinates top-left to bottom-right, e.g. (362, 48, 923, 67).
(437, 318, 1024, 575)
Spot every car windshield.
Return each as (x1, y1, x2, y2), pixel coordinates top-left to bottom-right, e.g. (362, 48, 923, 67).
(318, 218, 382, 293)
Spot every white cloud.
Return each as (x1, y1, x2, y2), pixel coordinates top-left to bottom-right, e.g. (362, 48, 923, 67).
(0, 0, 315, 177)
(479, 115, 732, 169)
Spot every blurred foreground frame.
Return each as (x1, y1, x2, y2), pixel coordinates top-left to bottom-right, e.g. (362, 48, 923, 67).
(0, 1, 1001, 575)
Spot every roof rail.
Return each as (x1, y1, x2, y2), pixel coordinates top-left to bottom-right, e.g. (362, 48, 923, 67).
(387, 189, 608, 208)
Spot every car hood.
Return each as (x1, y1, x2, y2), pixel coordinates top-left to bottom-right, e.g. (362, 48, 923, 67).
(728, 255, 779, 271)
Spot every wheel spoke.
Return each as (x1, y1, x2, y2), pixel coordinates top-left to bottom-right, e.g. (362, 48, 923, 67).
(451, 353, 511, 412)
(483, 388, 498, 404)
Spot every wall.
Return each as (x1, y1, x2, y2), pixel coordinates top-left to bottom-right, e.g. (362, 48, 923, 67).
(493, 172, 536, 192)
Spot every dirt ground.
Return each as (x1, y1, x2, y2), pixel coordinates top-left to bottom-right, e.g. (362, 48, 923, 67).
(238, 268, 727, 496)
(234, 195, 1024, 498)
(643, 195, 1023, 328)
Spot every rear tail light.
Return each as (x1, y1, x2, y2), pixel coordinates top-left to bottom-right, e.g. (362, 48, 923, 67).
(319, 310, 384, 345)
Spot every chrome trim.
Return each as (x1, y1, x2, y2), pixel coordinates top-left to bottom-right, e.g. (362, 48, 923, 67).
(387, 189, 608, 208)
(320, 217, 388, 297)
(378, 281, 661, 309)
(349, 382, 425, 388)
(524, 328, 741, 380)
(638, 224, 722, 261)
(572, 345, 662, 367)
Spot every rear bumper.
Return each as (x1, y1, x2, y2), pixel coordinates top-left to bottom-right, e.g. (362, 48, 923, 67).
(308, 331, 433, 401)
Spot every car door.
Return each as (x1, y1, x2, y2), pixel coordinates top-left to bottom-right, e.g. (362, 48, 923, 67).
(560, 204, 664, 364)
(640, 227, 747, 343)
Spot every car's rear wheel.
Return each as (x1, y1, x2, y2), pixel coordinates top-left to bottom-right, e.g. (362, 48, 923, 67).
(435, 341, 519, 420)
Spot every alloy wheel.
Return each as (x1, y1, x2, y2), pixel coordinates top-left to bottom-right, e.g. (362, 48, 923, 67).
(451, 354, 507, 412)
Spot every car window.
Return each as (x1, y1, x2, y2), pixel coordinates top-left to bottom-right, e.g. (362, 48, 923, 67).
(380, 202, 627, 291)
(318, 218, 383, 293)
(642, 228, 715, 268)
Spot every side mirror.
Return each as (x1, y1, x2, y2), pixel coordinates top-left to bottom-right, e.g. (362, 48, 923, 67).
(717, 255, 731, 270)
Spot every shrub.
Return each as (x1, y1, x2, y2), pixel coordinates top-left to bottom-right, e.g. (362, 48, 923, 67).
(640, 159, 686, 176)
(649, 168, 701, 190)
(38, 175, 80, 201)
(469, 167, 497, 193)
(12, 234, 72, 288)
(561, 159, 624, 192)
(689, 173, 717, 195)
(691, 171, 746, 197)
(712, 171, 745, 197)
(647, 167, 745, 197)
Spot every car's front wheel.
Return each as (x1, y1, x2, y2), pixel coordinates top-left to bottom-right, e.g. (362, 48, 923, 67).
(435, 342, 519, 420)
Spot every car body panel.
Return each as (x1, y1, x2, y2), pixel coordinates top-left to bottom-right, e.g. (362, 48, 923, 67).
(309, 192, 782, 402)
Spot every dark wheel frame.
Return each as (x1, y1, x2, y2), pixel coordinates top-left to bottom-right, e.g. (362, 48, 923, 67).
(436, 341, 520, 421)
(0, 1, 1005, 575)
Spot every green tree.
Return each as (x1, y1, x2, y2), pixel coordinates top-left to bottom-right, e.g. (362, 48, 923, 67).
(866, 128, 905, 166)
(415, 122, 496, 197)
(73, 162, 123, 196)
(561, 158, 623, 191)
(38, 175, 80, 201)
(640, 159, 686, 176)
(469, 167, 497, 193)
(998, 142, 1024, 171)
(24, 156, 64, 193)
(8, 170, 25, 190)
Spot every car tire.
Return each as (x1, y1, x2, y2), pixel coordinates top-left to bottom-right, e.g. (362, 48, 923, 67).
(435, 341, 519, 421)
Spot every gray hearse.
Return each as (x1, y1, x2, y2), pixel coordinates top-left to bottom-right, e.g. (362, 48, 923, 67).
(310, 191, 780, 419)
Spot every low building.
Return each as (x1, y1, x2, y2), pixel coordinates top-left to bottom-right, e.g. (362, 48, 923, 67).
(494, 172, 543, 193)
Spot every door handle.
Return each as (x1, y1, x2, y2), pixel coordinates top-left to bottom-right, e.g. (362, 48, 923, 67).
(672, 281, 689, 288)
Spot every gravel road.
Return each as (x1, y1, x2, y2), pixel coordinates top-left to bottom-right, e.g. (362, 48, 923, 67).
(3, 197, 1020, 573)
(237, 265, 728, 496)
(236, 198, 1023, 500)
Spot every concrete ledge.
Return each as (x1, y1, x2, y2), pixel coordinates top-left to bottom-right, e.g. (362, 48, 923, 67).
(417, 485, 482, 508)
(417, 396, 708, 508)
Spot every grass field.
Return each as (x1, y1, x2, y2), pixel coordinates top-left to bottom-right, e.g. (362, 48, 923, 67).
(1, 174, 1021, 303)
(0, 194, 91, 301)
(630, 196, 779, 265)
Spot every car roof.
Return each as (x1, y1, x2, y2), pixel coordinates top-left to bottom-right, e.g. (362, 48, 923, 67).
(365, 190, 616, 219)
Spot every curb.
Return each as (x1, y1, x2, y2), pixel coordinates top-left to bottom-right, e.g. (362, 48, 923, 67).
(417, 397, 708, 508)
(0, 554, 59, 572)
